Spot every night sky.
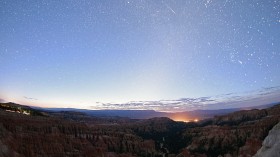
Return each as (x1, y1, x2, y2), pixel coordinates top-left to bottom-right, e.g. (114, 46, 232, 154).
(0, 0, 280, 111)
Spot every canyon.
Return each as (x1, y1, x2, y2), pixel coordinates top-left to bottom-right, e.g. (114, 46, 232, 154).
(0, 102, 279, 157)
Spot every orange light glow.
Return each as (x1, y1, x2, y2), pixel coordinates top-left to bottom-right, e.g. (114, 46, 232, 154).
(170, 114, 190, 123)
(174, 119, 190, 123)
(194, 119, 199, 122)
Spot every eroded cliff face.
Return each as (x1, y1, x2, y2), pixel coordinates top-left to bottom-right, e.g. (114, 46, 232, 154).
(253, 122, 280, 157)
(179, 105, 280, 157)
(0, 110, 156, 157)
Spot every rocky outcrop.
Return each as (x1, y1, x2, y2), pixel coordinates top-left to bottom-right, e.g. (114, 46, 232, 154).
(253, 122, 280, 157)
(181, 105, 280, 157)
(213, 109, 268, 126)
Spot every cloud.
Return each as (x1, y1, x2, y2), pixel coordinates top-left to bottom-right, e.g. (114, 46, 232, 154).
(89, 86, 280, 112)
(24, 96, 38, 101)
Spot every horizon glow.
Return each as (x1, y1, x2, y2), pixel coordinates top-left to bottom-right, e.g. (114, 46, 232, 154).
(0, 0, 280, 111)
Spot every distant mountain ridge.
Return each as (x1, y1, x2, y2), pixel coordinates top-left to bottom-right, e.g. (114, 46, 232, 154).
(32, 102, 278, 121)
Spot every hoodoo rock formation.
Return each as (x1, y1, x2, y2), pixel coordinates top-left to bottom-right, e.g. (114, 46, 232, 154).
(0, 102, 279, 157)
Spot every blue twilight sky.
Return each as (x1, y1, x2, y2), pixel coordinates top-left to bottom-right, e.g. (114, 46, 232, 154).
(0, 0, 280, 110)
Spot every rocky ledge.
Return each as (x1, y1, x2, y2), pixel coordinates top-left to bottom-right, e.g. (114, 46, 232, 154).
(253, 121, 280, 157)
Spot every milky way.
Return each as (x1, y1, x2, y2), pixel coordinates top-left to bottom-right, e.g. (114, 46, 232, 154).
(0, 0, 279, 110)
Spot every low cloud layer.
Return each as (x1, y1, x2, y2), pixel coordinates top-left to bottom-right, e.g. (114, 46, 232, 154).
(90, 86, 280, 112)
(24, 96, 38, 101)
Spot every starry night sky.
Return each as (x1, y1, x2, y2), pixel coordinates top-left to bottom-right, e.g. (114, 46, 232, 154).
(0, 0, 280, 110)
